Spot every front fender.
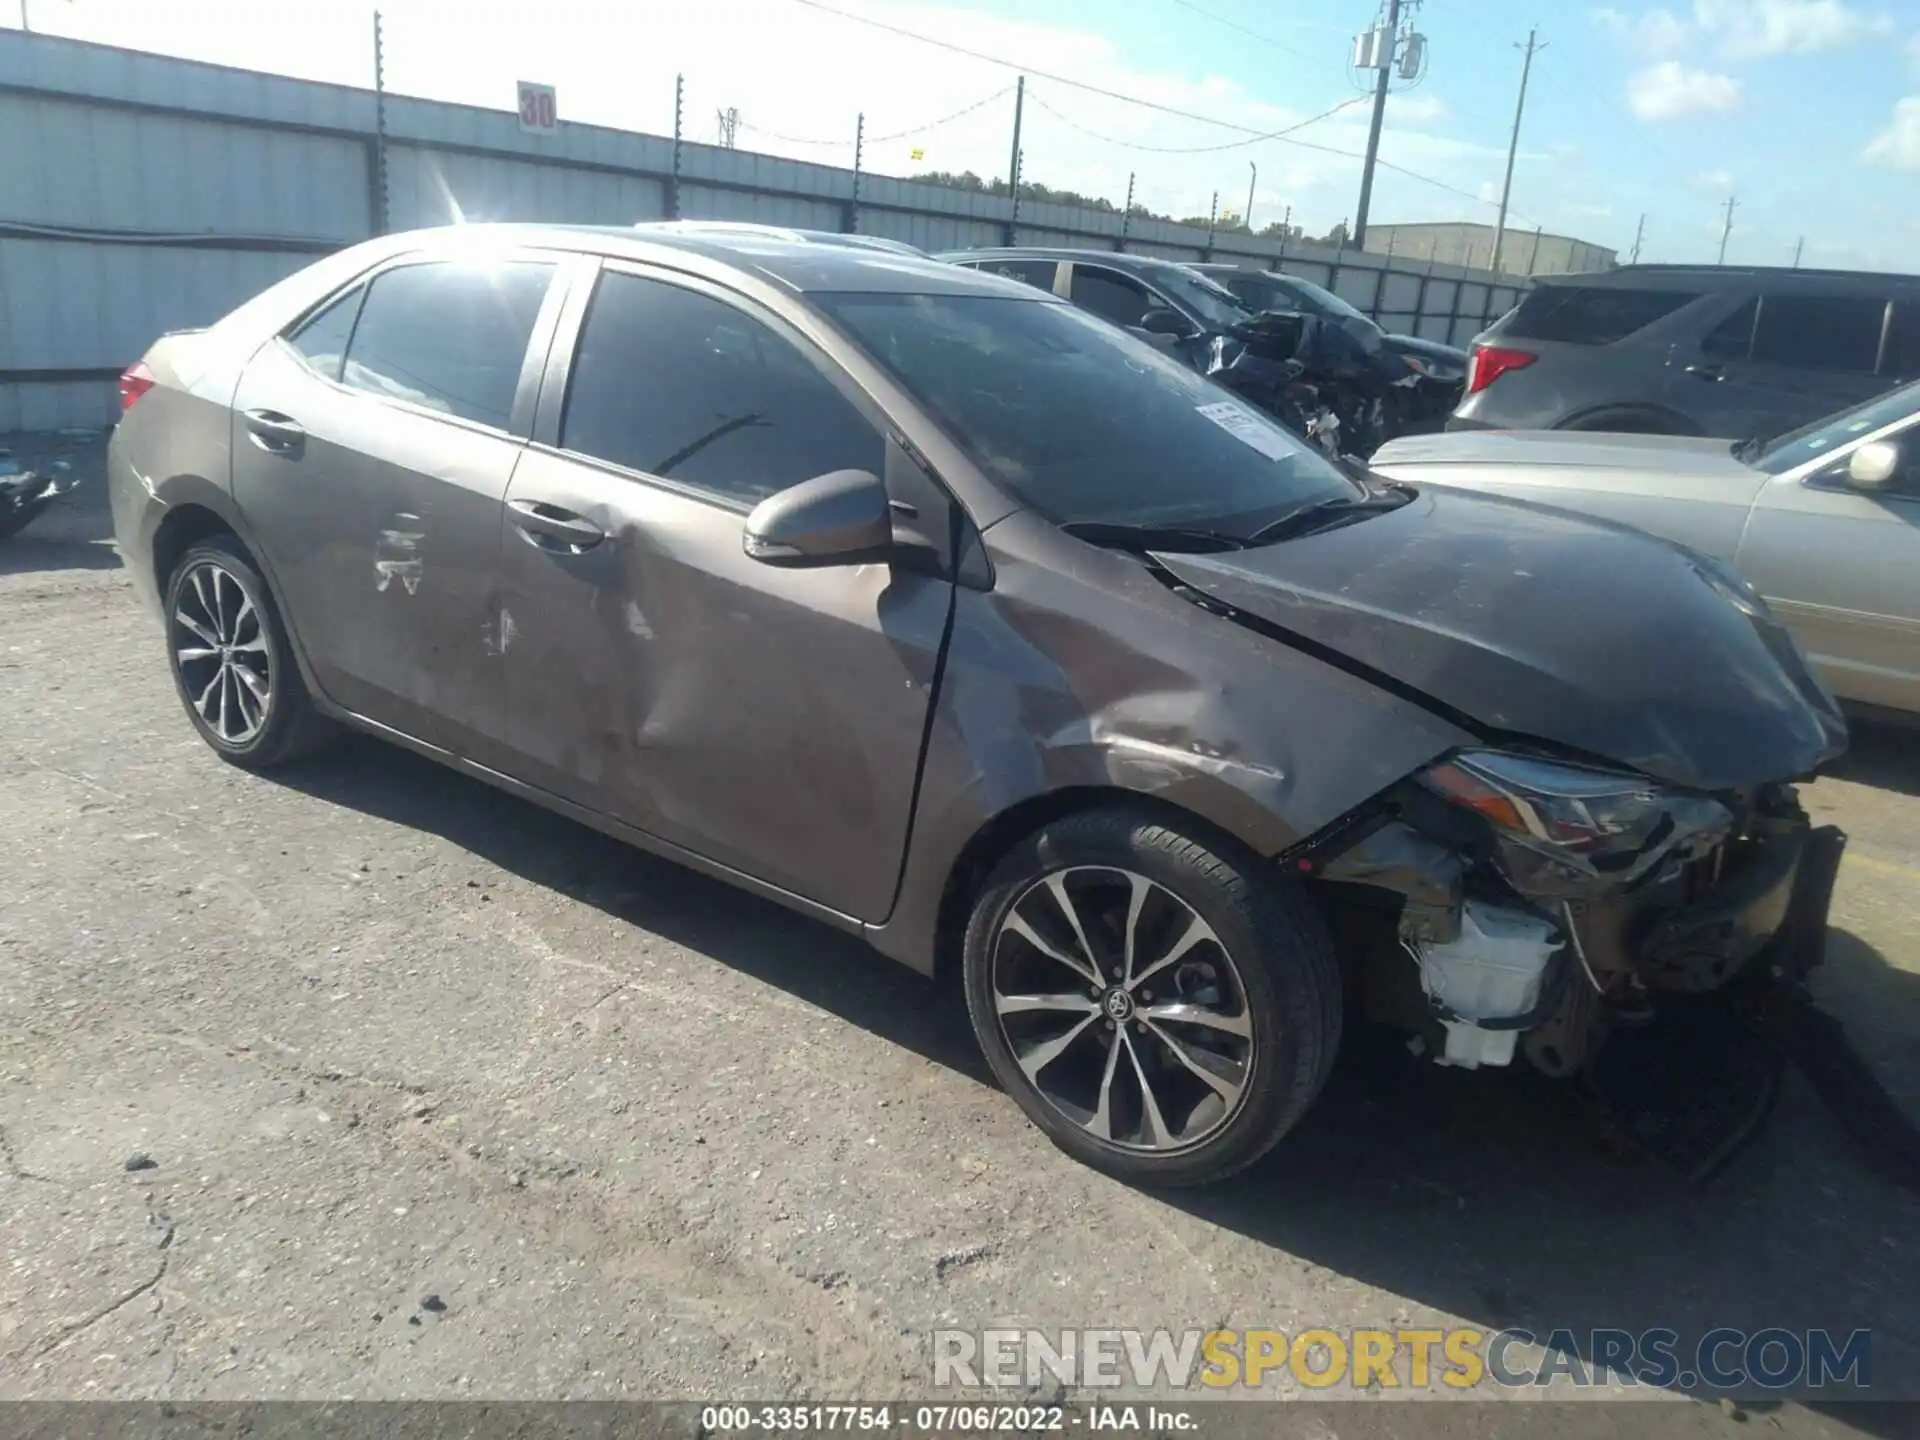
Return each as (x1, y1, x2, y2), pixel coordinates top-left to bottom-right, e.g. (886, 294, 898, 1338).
(864, 514, 1473, 972)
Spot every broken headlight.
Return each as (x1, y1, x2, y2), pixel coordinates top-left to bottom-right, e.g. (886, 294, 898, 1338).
(1417, 750, 1732, 897)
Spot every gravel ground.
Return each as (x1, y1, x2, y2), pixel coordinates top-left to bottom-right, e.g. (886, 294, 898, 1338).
(2, 441, 1916, 1438)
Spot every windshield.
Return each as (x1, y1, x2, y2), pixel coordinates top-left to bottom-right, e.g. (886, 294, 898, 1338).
(1150, 266, 1252, 331)
(1277, 275, 1372, 327)
(1749, 380, 1920, 473)
(815, 292, 1356, 530)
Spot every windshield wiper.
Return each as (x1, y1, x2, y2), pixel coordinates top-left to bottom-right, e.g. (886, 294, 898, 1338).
(1245, 484, 1415, 544)
(1059, 520, 1247, 553)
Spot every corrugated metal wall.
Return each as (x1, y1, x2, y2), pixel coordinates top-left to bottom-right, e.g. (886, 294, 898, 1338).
(0, 29, 1531, 432)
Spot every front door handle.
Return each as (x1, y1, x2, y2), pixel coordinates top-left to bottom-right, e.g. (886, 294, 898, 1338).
(509, 498, 605, 552)
(243, 409, 307, 453)
(1684, 363, 1725, 382)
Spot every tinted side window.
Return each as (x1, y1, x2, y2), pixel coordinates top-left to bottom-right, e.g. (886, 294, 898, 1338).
(561, 271, 882, 505)
(1070, 268, 1152, 329)
(976, 259, 1058, 290)
(1883, 301, 1920, 379)
(286, 287, 365, 381)
(341, 261, 554, 429)
(1503, 286, 1698, 344)
(1699, 297, 1757, 359)
(1751, 294, 1886, 372)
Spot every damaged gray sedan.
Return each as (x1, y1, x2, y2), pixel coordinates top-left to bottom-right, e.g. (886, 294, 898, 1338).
(107, 223, 1848, 1186)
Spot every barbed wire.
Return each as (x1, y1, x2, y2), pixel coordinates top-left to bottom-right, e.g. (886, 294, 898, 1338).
(736, 84, 1017, 148)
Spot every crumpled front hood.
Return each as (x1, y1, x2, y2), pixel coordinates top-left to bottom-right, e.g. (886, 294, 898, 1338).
(1152, 486, 1847, 791)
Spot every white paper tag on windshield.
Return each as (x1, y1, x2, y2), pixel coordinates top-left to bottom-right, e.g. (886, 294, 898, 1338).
(1195, 400, 1292, 462)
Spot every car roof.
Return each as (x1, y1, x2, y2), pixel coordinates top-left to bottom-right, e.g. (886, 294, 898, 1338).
(938, 246, 1190, 277)
(1537, 263, 1920, 292)
(382, 222, 1036, 298)
(638, 220, 927, 257)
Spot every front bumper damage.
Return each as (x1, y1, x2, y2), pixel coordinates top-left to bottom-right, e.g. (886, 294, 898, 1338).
(1303, 775, 1846, 1080)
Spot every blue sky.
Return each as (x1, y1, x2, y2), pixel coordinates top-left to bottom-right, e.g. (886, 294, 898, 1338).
(9, 0, 1919, 269)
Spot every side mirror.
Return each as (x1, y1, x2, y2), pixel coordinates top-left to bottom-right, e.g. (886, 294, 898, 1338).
(1846, 441, 1900, 490)
(743, 468, 895, 568)
(1139, 307, 1196, 339)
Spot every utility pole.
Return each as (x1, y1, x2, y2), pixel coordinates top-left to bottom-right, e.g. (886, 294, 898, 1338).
(669, 74, 684, 220)
(1791, 235, 1804, 268)
(849, 112, 864, 233)
(1276, 204, 1292, 266)
(1120, 171, 1135, 246)
(1629, 213, 1645, 264)
(1004, 76, 1025, 244)
(1245, 162, 1257, 234)
(1490, 27, 1545, 275)
(371, 8, 389, 234)
(1352, 0, 1407, 250)
(1717, 193, 1736, 265)
(1204, 191, 1218, 258)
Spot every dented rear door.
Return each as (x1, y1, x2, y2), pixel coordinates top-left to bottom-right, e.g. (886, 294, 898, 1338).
(230, 254, 565, 754)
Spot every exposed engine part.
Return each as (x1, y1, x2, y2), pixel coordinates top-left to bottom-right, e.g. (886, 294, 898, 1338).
(1413, 901, 1562, 1069)
(1522, 971, 1607, 1077)
(1316, 820, 1464, 943)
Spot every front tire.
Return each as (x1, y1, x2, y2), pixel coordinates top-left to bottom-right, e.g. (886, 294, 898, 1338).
(962, 807, 1342, 1186)
(163, 535, 333, 769)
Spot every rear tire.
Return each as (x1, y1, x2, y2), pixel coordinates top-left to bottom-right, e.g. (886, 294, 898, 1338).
(962, 806, 1341, 1187)
(163, 535, 334, 770)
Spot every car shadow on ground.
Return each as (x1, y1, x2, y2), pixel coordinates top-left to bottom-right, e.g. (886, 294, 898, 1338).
(1829, 718, 1920, 799)
(271, 735, 1920, 1424)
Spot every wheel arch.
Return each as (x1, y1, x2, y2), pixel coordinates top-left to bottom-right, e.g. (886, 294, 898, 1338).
(149, 492, 332, 714)
(923, 786, 1274, 986)
(1554, 402, 1703, 436)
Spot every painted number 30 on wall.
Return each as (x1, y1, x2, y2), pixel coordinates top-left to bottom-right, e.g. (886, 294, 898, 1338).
(518, 82, 558, 134)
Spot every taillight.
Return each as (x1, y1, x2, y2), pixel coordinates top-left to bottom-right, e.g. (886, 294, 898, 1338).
(1465, 343, 1536, 396)
(118, 362, 155, 412)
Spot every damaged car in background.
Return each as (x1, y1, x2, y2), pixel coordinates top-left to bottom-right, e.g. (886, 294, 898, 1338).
(107, 222, 1847, 1186)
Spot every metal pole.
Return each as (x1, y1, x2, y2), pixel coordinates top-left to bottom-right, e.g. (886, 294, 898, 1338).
(372, 8, 389, 235)
(1352, 0, 1401, 250)
(1629, 213, 1645, 264)
(1004, 76, 1025, 244)
(849, 112, 863, 234)
(1717, 194, 1736, 265)
(670, 73, 684, 219)
(1791, 235, 1804, 268)
(1245, 161, 1257, 233)
(1275, 204, 1290, 269)
(1119, 171, 1135, 248)
(1204, 191, 1217, 259)
(1490, 28, 1544, 275)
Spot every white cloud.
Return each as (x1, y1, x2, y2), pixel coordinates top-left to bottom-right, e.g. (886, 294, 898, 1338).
(1595, 6, 1691, 56)
(1700, 0, 1890, 58)
(1693, 167, 1735, 189)
(1626, 61, 1744, 119)
(1597, 0, 1888, 60)
(1862, 96, 1920, 167)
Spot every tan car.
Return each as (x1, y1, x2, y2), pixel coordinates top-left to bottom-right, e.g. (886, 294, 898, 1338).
(1372, 380, 1920, 720)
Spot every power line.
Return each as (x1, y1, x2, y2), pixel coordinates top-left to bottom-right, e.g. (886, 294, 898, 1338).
(1025, 88, 1368, 155)
(785, 0, 1333, 139)
(737, 85, 1015, 148)
(1160, 0, 1321, 65)
(782, 0, 1535, 226)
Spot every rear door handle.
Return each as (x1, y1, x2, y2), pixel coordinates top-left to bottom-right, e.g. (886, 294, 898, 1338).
(1684, 364, 1725, 382)
(508, 497, 605, 552)
(243, 409, 307, 453)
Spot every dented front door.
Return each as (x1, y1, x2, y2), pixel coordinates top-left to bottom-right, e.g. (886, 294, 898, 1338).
(486, 264, 952, 922)
(229, 256, 562, 753)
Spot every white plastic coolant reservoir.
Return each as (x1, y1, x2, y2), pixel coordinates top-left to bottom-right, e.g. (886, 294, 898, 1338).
(1415, 901, 1561, 1069)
